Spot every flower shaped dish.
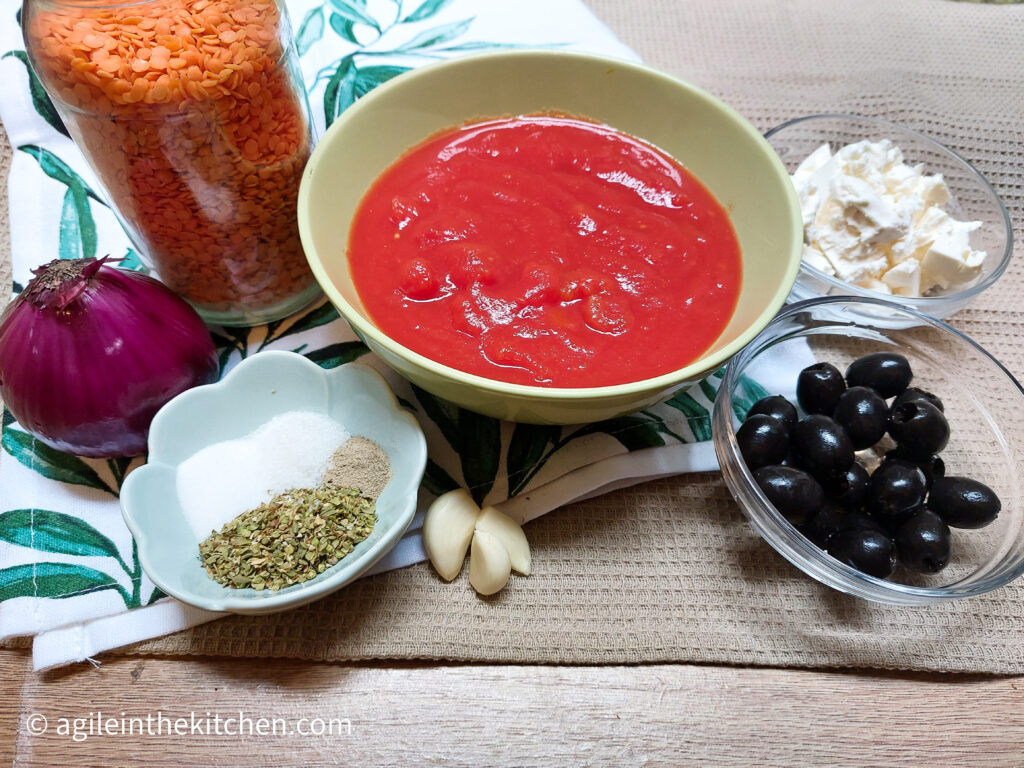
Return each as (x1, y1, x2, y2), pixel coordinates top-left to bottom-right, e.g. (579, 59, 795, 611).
(120, 351, 427, 614)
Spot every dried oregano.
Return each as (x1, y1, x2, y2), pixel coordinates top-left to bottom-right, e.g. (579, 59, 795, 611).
(198, 486, 376, 591)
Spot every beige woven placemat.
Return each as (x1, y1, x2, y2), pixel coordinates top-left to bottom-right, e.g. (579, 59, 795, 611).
(3, 0, 1024, 673)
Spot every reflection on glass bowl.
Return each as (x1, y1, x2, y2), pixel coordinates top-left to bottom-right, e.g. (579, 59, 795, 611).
(713, 296, 1024, 605)
(765, 114, 1012, 319)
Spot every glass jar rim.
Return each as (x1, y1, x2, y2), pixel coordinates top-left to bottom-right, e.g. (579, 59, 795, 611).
(31, 0, 185, 8)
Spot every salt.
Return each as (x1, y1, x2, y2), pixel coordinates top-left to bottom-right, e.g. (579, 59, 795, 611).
(177, 411, 349, 539)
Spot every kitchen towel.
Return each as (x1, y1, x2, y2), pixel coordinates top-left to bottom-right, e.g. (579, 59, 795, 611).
(70, 0, 1024, 676)
(0, 0, 785, 670)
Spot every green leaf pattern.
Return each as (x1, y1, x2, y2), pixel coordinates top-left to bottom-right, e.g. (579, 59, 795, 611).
(325, 0, 366, 43)
(303, 341, 370, 369)
(296, 6, 326, 54)
(0, 509, 122, 560)
(665, 390, 713, 442)
(421, 457, 460, 498)
(0, 419, 150, 606)
(451, 409, 501, 506)
(732, 374, 772, 421)
(119, 247, 145, 272)
(2, 428, 117, 497)
(0, 562, 129, 603)
(404, 0, 457, 23)
(301, 0, 536, 127)
(322, 54, 357, 128)
(585, 415, 666, 452)
(395, 17, 473, 51)
(18, 145, 106, 264)
(506, 424, 561, 497)
(0, 0, 757, 612)
(410, 386, 503, 505)
(18, 145, 107, 207)
(59, 184, 96, 261)
(414, 375, 728, 506)
(326, 0, 380, 32)
(2, 50, 69, 138)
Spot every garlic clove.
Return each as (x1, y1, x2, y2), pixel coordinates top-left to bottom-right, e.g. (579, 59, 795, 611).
(423, 488, 481, 581)
(468, 529, 512, 596)
(475, 506, 531, 576)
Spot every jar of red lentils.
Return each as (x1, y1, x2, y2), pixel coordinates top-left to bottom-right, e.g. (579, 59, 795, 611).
(23, 0, 320, 325)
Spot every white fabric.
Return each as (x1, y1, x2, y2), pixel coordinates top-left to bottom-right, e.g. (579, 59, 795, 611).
(0, 0, 809, 671)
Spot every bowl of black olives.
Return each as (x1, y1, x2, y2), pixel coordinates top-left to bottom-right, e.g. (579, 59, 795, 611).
(713, 296, 1024, 604)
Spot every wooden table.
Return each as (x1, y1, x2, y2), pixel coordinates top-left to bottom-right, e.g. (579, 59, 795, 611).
(4, 2, 1024, 765)
(3, 648, 1024, 765)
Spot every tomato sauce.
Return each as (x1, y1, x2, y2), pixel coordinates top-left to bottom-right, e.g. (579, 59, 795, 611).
(347, 115, 742, 388)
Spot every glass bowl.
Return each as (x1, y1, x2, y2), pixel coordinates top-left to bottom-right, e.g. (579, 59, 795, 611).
(764, 114, 1013, 318)
(713, 296, 1024, 605)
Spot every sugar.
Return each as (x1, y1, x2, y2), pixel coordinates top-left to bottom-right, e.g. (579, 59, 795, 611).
(177, 410, 349, 540)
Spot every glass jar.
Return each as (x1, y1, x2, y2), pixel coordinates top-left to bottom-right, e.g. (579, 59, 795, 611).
(23, 0, 320, 325)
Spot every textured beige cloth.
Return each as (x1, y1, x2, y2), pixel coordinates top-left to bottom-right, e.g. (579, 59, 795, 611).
(3, 0, 1024, 673)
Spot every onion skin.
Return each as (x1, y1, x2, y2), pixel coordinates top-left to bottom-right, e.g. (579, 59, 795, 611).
(0, 257, 219, 458)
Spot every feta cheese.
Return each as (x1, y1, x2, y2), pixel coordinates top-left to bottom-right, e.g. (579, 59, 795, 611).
(792, 139, 986, 297)
(801, 243, 836, 276)
(829, 173, 907, 245)
(922, 225, 985, 289)
(882, 258, 922, 296)
(862, 277, 893, 295)
(792, 142, 835, 229)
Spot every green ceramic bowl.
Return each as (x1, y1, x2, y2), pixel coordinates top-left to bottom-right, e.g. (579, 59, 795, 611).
(298, 50, 802, 424)
(120, 351, 427, 614)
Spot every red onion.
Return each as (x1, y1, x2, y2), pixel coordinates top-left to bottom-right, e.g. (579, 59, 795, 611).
(0, 256, 218, 458)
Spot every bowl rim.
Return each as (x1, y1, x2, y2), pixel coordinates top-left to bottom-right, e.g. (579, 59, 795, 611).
(764, 112, 1015, 308)
(713, 294, 1024, 605)
(299, 48, 803, 400)
(119, 350, 428, 614)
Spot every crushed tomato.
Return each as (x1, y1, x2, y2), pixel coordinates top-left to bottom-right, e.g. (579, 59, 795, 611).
(348, 115, 742, 387)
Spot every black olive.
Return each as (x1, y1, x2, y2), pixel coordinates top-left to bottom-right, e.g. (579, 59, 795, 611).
(888, 400, 949, 458)
(825, 528, 897, 579)
(894, 508, 952, 574)
(824, 462, 871, 511)
(845, 352, 913, 398)
(843, 509, 887, 535)
(803, 502, 848, 547)
(779, 449, 805, 469)
(881, 449, 945, 488)
(923, 454, 947, 485)
(736, 414, 790, 469)
(804, 502, 884, 546)
(832, 386, 889, 450)
(880, 502, 928, 536)
(797, 362, 846, 415)
(929, 476, 1002, 529)
(753, 465, 824, 526)
(867, 461, 928, 522)
(793, 414, 855, 479)
(746, 395, 798, 436)
(892, 386, 944, 413)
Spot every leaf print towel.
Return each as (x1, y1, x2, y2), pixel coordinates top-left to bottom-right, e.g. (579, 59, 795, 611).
(0, 0, 805, 671)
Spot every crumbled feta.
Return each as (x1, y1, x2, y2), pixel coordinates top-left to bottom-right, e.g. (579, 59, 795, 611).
(792, 139, 986, 297)
(802, 243, 835, 276)
(881, 258, 922, 296)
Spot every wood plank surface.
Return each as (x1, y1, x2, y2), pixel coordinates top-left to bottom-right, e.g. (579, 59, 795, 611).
(3, 646, 1024, 767)
(4, 3, 1024, 767)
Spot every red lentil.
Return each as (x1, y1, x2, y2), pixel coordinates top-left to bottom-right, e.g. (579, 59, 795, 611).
(24, 0, 317, 323)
